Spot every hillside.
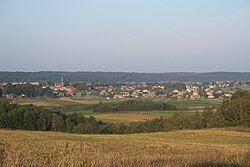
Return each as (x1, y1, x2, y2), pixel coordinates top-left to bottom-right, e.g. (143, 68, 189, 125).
(0, 128, 249, 167)
(1, 71, 250, 83)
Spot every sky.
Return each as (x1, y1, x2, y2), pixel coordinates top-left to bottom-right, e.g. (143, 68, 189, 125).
(0, 0, 250, 72)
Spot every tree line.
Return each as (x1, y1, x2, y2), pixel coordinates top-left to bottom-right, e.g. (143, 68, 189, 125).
(1, 83, 53, 97)
(0, 101, 102, 133)
(1, 71, 250, 83)
(91, 99, 177, 112)
(0, 91, 249, 134)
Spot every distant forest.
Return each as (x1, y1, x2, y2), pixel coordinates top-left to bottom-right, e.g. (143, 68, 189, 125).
(1, 71, 250, 83)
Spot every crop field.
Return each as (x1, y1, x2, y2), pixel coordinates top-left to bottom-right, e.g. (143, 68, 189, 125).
(18, 97, 223, 109)
(19, 101, 62, 107)
(63, 110, 198, 123)
(88, 113, 158, 123)
(62, 110, 160, 123)
(18, 97, 80, 106)
(60, 97, 102, 105)
(0, 128, 249, 167)
(19, 97, 119, 106)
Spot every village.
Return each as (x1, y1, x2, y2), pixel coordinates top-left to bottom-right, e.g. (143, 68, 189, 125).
(1, 79, 249, 100)
(70, 80, 245, 100)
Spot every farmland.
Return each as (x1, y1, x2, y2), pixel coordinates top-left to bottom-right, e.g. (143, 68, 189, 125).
(18, 97, 223, 123)
(0, 128, 249, 167)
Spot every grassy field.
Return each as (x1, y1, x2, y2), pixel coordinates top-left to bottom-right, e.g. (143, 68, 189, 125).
(222, 85, 250, 92)
(86, 112, 158, 123)
(61, 110, 198, 123)
(162, 98, 222, 110)
(18, 97, 223, 123)
(18, 97, 101, 106)
(0, 128, 249, 167)
(60, 110, 159, 123)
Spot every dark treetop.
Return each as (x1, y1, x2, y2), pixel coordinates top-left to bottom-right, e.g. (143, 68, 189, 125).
(1, 71, 250, 83)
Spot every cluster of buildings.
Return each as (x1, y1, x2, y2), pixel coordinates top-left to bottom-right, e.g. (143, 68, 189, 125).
(73, 81, 250, 100)
(1, 79, 249, 100)
(98, 84, 157, 99)
(50, 85, 76, 96)
(172, 81, 245, 100)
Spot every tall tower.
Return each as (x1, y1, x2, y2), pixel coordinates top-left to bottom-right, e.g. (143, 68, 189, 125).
(61, 77, 64, 86)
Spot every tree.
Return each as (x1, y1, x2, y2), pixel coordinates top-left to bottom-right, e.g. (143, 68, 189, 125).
(22, 109, 36, 130)
(98, 123, 113, 134)
(37, 110, 52, 131)
(168, 111, 192, 130)
(65, 117, 75, 133)
(2, 83, 53, 97)
(201, 108, 213, 128)
(191, 112, 203, 129)
(2, 83, 17, 95)
(73, 122, 98, 134)
(51, 114, 65, 132)
(47, 81, 54, 87)
(221, 91, 250, 127)
(7, 109, 23, 129)
(64, 82, 70, 86)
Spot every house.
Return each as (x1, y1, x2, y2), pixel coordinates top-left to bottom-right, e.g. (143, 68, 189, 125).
(157, 85, 165, 89)
(5, 94, 17, 99)
(190, 92, 200, 100)
(142, 90, 150, 94)
(224, 93, 232, 98)
(131, 91, 140, 98)
(143, 92, 156, 98)
(172, 90, 180, 94)
(51, 85, 76, 92)
(207, 95, 215, 99)
(122, 92, 130, 97)
(177, 93, 184, 99)
(100, 90, 107, 96)
(65, 86, 76, 92)
(113, 94, 125, 99)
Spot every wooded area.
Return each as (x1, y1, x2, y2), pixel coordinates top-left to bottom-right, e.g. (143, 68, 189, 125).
(1, 71, 250, 83)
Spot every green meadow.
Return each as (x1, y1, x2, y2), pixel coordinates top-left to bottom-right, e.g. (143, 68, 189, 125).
(18, 97, 223, 123)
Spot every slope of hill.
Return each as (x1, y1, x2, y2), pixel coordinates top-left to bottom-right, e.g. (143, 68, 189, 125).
(1, 71, 250, 83)
(0, 128, 249, 167)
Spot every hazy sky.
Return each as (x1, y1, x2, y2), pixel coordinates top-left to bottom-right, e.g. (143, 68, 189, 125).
(0, 0, 250, 72)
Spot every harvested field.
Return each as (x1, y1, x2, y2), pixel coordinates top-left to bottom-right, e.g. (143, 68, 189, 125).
(93, 113, 158, 122)
(0, 129, 249, 167)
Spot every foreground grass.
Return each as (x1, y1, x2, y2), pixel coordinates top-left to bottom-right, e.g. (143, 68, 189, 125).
(0, 128, 249, 167)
